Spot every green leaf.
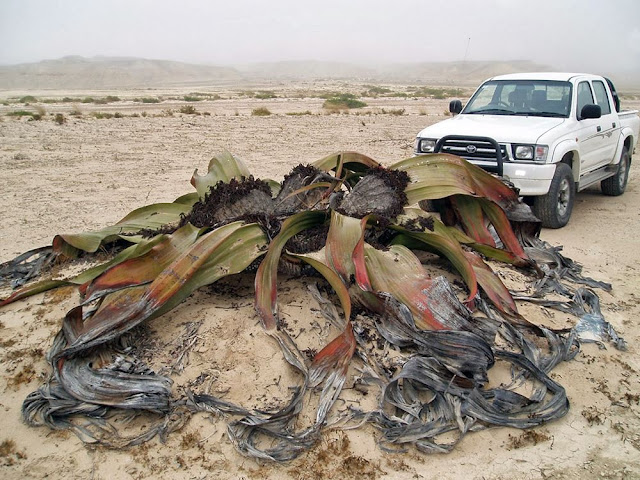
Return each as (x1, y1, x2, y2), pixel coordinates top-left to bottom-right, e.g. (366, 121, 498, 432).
(1, 234, 182, 307)
(53, 202, 191, 255)
(191, 151, 251, 198)
(391, 214, 478, 303)
(463, 250, 519, 317)
(0, 279, 71, 307)
(287, 253, 351, 323)
(363, 245, 448, 330)
(82, 223, 204, 303)
(324, 210, 362, 283)
(450, 195, 497, 247)
(390, 153, 520, 210)
(254, 211, 327, 331)
(312, 151, 381, 178)
(59, 221, 267, 357)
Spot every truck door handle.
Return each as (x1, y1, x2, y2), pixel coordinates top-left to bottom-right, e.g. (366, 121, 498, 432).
(613, 122, 616, 128)
(597, 126, 602, 132)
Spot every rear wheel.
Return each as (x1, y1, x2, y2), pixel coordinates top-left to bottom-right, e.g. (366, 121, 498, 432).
(601, 147, 630, 196)
(532, 163, 575, 229)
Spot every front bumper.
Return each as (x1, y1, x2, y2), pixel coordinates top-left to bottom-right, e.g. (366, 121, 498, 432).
(498, 162, 556, 196)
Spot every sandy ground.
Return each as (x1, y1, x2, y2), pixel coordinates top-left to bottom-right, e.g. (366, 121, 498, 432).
(0, 84, 639, 479)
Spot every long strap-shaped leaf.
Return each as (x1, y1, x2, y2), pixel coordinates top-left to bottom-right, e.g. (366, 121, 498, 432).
(190, 150, 252, 198)
(450, 195, 497, 247)
(463, 250, 519, 317)
(82, 223, 203, 303)
(364, 245, 471, 331)
(391, 223, 479, 304)
(254, 210, 326, 331)
(391, 153, 519, 211)
(287, 253, 356, 424)
(325, 210, 362, 283)
(59, 221, 267, 358)
(312, 151, 381, 176)
(53, 202, 192, 256)
(1, 231, 197, 307)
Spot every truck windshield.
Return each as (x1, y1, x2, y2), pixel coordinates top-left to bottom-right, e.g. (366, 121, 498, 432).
(463, 80, 572, 118)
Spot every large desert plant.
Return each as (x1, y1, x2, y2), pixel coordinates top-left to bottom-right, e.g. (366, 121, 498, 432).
(0, 151, 622, 460)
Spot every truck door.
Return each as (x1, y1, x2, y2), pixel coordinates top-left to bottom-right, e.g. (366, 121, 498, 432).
(591, 79, 620, 162)
(575, 81, 607, 173)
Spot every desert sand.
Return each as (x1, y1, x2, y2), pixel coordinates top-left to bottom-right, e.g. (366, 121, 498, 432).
(0, 83, 639, 479)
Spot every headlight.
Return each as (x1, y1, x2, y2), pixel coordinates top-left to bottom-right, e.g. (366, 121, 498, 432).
(515, 145, 533, 160)
(513, 144, 548, 162)
(417, 138, 436, 153)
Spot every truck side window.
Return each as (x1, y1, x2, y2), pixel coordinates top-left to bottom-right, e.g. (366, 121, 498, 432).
(592, 81, 612, 115)
(576, 81, 595, 118)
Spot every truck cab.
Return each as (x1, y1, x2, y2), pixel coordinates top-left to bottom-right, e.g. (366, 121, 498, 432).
(415, 73, 640, 228)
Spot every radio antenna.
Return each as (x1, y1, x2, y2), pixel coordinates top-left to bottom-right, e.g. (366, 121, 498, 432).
(463, 37, 471, 63)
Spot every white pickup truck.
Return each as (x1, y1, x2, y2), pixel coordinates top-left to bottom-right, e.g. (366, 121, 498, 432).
(415, 73, 640, 227)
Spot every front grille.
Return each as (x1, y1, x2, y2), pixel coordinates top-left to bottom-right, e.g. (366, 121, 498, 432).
(435, 136, 507, 174)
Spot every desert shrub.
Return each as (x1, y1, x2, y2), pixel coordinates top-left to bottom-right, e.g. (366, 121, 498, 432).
(317, 91, 344, 99)
(255, 90, 277, 99)
(202, 111, 211, 116)
(70, 105, 82, 116)
(91, 112, 114, 119)
(106, 95, 121, 102)
(251, 107, 272, 116)
(6, 110, 36, 117)
(286, 110, 313, 116)
(19, 95, 37, 103)
(62, 97, 82, 103)
(322, 94, 367, 110)
(42, 98, 59, 104)
(380, 108, 405, 116)
(179, 105, 199, 115)
(135, 97, 161, 104)
(54, 113, 66, 124)
(6, 108, 43, 120)
(183, 95, 202, 102)
(113, 112, 123, 118)
(362, 86, 391, 97)
(130, 112, 140, 118)
(412, 87, 465, 99)
(82, 97, 95, 103)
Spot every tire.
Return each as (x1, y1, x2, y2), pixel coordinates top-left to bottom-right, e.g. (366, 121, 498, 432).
(601, 147, 630, 196)
(532, 163, 575, 229)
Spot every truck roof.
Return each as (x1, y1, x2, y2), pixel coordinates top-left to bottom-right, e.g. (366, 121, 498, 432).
(488, 72, 598, 82)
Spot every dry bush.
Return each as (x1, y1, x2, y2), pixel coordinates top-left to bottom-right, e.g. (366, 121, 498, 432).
(251, 107, 272, 116)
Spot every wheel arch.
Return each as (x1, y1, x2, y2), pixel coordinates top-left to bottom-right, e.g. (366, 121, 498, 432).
(551, 141, 580, 182)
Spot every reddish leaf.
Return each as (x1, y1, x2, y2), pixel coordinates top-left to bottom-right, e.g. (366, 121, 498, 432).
(254, 211, 326, 331)
(464, 250, 519, 317)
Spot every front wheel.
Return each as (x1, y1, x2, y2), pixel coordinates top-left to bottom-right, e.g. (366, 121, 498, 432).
(601, 147, 630, 196)
(532, 163, 575, 229)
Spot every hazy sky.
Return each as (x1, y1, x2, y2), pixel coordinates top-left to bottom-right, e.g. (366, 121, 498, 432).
(1, 0, 639, 72)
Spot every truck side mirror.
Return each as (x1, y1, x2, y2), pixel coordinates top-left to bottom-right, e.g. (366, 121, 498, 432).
(449, 100, 463, 115)
(580, 104, 601, 120)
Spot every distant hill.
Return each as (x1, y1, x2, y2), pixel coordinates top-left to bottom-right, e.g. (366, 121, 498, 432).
(0, 56, 242, 89)
(0, 55, 608, 90)
(237, 59, 554, 85)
